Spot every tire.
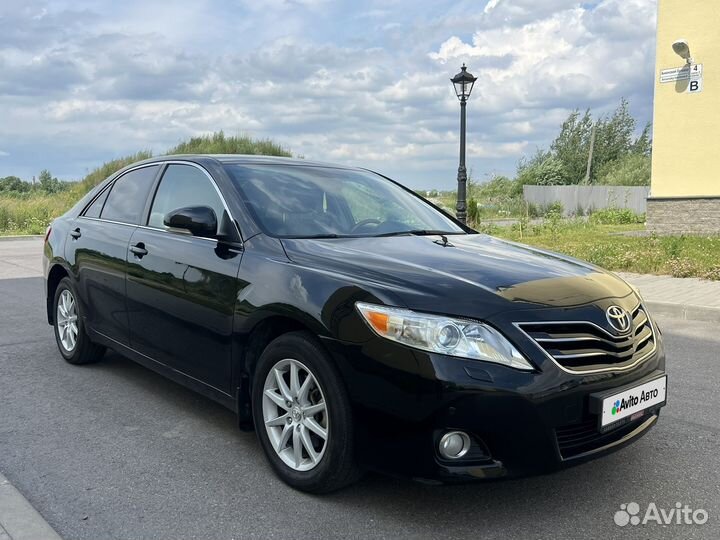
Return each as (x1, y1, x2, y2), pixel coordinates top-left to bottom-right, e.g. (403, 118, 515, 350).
(252, 331, 362, 493)
(53, 277, 105, 365)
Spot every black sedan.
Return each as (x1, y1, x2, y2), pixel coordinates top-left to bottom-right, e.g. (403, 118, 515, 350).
(43, 155, 667, 493)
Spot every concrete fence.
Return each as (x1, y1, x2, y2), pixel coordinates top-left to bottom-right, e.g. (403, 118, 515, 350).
(522, 185, 650, 216)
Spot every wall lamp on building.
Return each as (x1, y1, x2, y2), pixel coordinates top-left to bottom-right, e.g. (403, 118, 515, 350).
(672, 39, 693, 64)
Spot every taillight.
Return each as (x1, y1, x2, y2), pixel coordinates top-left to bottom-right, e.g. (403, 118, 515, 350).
(44, 225, 52, 243)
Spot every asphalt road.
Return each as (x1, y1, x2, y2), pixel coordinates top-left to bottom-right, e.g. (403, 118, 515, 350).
(0, 240, 718, 539)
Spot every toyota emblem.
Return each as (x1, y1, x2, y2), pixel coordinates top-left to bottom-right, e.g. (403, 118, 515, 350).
(606, 305, 631, 333)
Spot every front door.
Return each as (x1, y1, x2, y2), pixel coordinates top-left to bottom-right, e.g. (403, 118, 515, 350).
(125, 163, 243, 393)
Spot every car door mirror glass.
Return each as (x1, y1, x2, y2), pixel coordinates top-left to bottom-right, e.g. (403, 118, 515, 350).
(164, 206, 217, 237)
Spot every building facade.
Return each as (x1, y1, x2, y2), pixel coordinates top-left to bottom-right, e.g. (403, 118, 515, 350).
(648, 0, 720, 234)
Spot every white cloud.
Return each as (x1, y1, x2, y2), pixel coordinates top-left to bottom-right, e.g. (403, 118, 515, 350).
(483, 0, 500, 15)
(0, 0, 658, 188)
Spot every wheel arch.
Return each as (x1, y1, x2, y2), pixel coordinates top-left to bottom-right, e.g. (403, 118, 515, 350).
(46, 263, 71, 324)
(236, 314, 325, 430)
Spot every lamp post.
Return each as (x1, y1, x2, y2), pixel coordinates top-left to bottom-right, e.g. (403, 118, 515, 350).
(450, 64, 477, 224)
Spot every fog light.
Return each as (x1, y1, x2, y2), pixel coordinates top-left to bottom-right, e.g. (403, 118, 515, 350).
(438, 431, 471, 459)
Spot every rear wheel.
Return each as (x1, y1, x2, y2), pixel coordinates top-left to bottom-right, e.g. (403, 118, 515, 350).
(53, 277, 105, 365)
(252, 331, 361, 493)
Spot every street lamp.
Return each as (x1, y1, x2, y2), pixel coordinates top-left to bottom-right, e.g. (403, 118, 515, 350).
(450, 63, 477, 224)
(672, 39, 693, 64)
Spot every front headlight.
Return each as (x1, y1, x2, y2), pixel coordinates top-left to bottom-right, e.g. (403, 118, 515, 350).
(355, 302, 534, 371)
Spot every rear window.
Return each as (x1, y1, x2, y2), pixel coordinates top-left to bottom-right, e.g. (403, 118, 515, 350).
(100, 165, 159, 224)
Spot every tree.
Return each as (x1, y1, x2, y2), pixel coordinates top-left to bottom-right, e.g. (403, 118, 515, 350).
(549, 109, 593, 184)
(631, 122, 652, 156)
(592, 98, 636, 175)
(515, 98, 652, 187)
(0, 176, 29, 192)
(38, 169, 66, 194)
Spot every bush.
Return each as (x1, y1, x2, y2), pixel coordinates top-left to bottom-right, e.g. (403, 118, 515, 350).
(467, 198, 479, 224)
(596, 154, 651, 186)
(541, 201, 564, 217)
(543, 207, 563, 243)
(517, 154, 568, 186)
(588, 207, 645, 225)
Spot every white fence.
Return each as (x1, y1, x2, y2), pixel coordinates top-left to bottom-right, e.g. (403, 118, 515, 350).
(522, 185, 650, 216)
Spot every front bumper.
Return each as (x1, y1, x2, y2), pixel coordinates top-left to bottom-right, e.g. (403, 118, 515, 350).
(321, 325, 666, 482)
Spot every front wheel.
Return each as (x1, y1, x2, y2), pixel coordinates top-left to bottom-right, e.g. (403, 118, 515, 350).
(252, 331, 361, 493)
(53, 277, 105, 365)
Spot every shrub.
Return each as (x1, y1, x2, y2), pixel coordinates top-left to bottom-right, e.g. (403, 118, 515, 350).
(467, 198, 479, 225)
(667, 258, 698, 278)
(526, 202, 541, 218)
(541, 201, 564, 217)
(702, 266, 720, 281)
(588, 207, 644, 225)
(596, 154, 651, 186)
(543, 207, 563, 243)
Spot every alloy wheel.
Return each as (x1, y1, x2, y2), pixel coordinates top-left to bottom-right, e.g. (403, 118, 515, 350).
(56, 289, 79, 352)
(262, 358, 329, 471)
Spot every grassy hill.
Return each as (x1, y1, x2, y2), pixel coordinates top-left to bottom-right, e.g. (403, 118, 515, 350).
(0, 133, 291, 234)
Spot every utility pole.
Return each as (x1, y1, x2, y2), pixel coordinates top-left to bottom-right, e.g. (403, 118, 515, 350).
(583, 123, 596, 184)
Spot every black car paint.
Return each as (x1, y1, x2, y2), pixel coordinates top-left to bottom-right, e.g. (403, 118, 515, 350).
(43, 155, 665, 481)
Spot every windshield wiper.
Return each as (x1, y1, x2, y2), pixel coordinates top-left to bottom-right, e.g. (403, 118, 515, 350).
(373, 229, 464, 237)
(284, 233, 350, 239)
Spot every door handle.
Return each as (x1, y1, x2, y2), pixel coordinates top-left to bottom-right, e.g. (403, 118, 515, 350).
(130, 243, 148, 258)
(70, 228, 81, 239)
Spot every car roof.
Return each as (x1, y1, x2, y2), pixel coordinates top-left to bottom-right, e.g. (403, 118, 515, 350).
(137, 154, 362, 171)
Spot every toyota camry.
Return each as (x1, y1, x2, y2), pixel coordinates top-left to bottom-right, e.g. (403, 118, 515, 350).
(43, 155, 667, 493)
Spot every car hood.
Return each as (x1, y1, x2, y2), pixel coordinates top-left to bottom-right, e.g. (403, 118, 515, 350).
(280, 234, 634, 318)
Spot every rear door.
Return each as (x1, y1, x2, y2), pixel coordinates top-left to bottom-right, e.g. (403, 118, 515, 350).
(125, 163, 243, 393)
(67, 164, 161, 345)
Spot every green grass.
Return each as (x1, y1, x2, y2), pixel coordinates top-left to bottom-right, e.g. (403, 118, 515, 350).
(484, 220, 720, 281)
(0, 191, 81, 234)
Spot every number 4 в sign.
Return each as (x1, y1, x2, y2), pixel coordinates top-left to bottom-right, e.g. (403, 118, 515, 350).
(688, 63, 703, 94)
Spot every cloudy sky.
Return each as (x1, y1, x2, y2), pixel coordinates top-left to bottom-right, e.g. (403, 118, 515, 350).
(0, 0, 657, 189)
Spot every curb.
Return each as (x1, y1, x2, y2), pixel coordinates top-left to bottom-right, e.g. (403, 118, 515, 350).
(0, 235, 44, 241)
(645, 301, 720, 324)
(0, 472, 62, 540)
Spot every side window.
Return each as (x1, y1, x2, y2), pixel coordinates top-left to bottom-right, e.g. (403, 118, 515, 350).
(101, 165, 159, 224)
(83, 188, 110, 218)
(148, 164, 225, 235)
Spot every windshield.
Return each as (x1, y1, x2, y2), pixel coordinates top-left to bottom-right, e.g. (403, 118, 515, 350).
(224, 164, 466, 238)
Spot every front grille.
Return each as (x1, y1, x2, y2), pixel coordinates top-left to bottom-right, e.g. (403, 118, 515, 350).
(517, 305, 655, 373)
(555, 415, 653, 459)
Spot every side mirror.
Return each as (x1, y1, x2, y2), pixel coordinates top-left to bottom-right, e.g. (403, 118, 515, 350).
(164, 206, 217, 237)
